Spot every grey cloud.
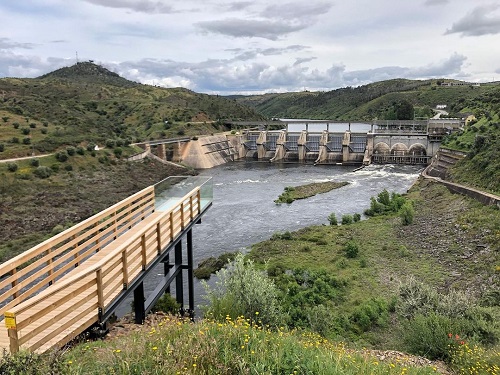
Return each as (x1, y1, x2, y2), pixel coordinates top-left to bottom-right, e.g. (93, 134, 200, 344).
(0, 48, 469, 94)
(224, 2, 253, 12)
(82, 0, 175, 14)
(424, 0, 449, 6)
(196, 18, 308, 40)
(230, 45, 308, 62)
(495, 68, 500, 74)
(445, 4, 500, 36)
(0, 38, 36, 50)
(262, 2, 333, 20)
(0, 51, 68, 77)
(344, 54, 467, 84)
(105, 52, 469, 94)
(294, 57, 317, 66)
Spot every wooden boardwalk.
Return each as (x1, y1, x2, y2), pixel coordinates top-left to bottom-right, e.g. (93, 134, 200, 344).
(0, 179, 210, 353)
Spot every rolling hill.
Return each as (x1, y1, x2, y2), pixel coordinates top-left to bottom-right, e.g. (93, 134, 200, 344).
(0, 62, 264, 158)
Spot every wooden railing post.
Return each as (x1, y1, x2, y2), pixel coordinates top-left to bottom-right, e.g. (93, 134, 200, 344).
(122, 250, 129, 289)
(189, 196, 194, 220)
(112, 211, 117, 239)
(5, 312, 19, 354)
(141, 234, 147, 270)
(73, 235, 79, 268)
(180, 203, 185, 229)
(169, 211, 174, 241)
(10, 268, 18, 299)
(96, 269, 104, 318)
(46, 248, 53, 281)
(197, 189, 201, 214)
(156, 223, 162, 255)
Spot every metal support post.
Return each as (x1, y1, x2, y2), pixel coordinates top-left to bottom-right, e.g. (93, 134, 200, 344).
(187, 229, 194, 313)
(134, 281, 145, 324)
(175, 241, 183, 306)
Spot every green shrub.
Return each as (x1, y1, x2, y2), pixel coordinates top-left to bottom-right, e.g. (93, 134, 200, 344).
(328, 213, 337, 225)
(40, 128, 47, 134)
(105, 139, 116, 148)
(11, 137, 19, 143)
(64, 165, 73, 171)
(13, 122, 20, 129)
(151, 293, 181, 314)
(0, 143, 4, 152)
(55, 152, 68, 162)
(344, 241, 359, 258)
(76, 146, 85, 155)
(400, 201, 415, 225)
(0, 350, 64, 375)
(202, 254, 285, 327)
(341, 214, 353, 225)
(86, 142, 96, 151)
(66, 146, 76, 156)
(353, 213, 361, 222)
(271, 231, 293, 240)
(7, 163, 18, 172)
(401, 312, 473, 361)
(377, 189, 391, 206)
(350, 298, 389, 333)
(29, 123, 37, 128)
(33, 166, 52, 179)
(398, 278, 499, 348)
(30, 158, 39, 167)
(364, 190, 406, 216)
(113, 147, 123, 158)
(22, 137, 31, 145)
(21, 127, 30, 135)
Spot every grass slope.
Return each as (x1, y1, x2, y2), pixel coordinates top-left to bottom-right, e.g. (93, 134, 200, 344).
(0, 62, 264, 159)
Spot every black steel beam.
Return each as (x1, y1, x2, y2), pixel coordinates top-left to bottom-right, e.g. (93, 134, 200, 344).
(99, 202, 212, 323)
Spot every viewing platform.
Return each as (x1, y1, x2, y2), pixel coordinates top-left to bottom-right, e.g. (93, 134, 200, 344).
(0, 176, 212, 354)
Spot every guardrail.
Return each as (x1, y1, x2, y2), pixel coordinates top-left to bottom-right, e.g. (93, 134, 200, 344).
(4, 186, 204, 353)
(0, 187, 155, 318)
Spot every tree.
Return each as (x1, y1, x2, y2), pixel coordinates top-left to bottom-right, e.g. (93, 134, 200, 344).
(396, 100, 415, 120)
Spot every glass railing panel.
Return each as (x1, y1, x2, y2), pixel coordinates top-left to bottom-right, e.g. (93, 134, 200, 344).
(154, 176, 213, 212)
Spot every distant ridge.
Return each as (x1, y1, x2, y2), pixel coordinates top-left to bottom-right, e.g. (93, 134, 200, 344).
(38, 61, 138, 87)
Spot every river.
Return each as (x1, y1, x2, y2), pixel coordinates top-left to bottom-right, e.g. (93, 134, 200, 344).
(116, 161, 422, 317)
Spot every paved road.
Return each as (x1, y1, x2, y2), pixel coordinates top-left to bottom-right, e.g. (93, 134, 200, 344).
(432, 109, 449, 119)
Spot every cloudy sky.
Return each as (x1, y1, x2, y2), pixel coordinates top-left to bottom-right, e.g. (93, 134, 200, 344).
(1, 0, 499, 94)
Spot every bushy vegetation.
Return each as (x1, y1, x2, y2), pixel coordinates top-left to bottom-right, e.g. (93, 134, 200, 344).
(364, 189, 407, 217)
(274, 181, 348, 204)
(397, 277, 499, 362)
(202, 254, 285, 327)
(0, 314, 443, 374)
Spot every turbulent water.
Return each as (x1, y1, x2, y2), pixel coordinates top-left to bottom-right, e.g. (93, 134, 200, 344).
(117, 161, 423, 316)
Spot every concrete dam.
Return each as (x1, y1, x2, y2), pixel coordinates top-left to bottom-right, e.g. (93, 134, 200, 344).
(144, 119, 463, 169)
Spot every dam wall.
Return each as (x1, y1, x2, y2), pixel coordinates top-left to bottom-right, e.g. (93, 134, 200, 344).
(181, 134, 238, 169)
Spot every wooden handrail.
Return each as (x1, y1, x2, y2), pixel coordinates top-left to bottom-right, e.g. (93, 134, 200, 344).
(5, 187, 201, 353)
(0, 186, 155, 317)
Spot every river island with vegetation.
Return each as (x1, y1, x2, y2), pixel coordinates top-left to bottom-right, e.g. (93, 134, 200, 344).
(274, 181, 350, 204)
(0, 65, 499, 374)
